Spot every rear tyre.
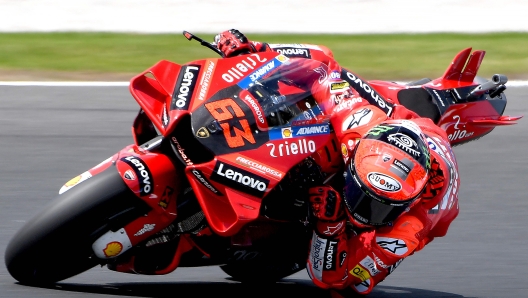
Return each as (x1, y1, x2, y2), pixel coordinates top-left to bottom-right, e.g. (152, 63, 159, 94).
(220, 221, 311, 283)
(220, 261, 306, 283)
(4, 167, 150, 284)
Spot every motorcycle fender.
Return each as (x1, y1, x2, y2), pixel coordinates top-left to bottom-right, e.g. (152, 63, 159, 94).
(92, 145, 182, 259)
(59, 153, 118, 194)
(115, 145, 180, 214)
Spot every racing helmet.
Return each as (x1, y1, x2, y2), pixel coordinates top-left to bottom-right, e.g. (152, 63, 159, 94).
(343, 120, 431, 227)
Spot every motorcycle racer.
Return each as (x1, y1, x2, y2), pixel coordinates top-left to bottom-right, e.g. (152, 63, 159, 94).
(307, 105, 459, 296)
(214, 29, 460, 296)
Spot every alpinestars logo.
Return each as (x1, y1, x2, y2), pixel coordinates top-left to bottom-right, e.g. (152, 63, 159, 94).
(211, 161, 270, 197)
(171, 64, 201, 110)
(376, 237, 408, 256)
(342, 108, 373, 131)
(121, 156, 153, 196)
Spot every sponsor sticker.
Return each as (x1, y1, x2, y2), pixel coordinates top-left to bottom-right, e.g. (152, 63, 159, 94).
(359, 256, 381, 276)
(237, 55, 287, 89)
(197, 60, 216, 101)
(103, 241, 123, 258)
(234, 156, 283, 179)
(171, 65, 201, 110)
(390, 158, 414, 180)
(59, 171, 92, 194)
(134, 224, 155, 236)
(330, 81, 350, 92)
(274, 47, 311, 58)
(309, 233, 327, 280)
(267, 138, 317, 157)
(388, 133, 421, 157)
(324, 240, 338, 271)
(211, 161, 270, 197)
(329, 70, 341, 80)
(191, 169, 222, 195)
(120, 156, 154, 196)
(343, 70, 393, 116)
(350, 264, 371, 282)
(124, 169, 135, 180)
(342, 108, 373, 131)
(376, 237, 408, 256)
(269, 124, 330, 140)
(388, 258, 404, 275)
(367, 172, 402, 192)
(221, 54, 268, 84)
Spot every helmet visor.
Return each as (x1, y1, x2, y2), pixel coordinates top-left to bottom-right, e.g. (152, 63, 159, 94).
(344, 167, 412, 226)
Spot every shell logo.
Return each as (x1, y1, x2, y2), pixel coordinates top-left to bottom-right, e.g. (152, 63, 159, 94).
(276, 54, 288, 62)
(281, 128, 292, 138)
(64, 175, 82, 187)
(341, 143, 348, 157)
(103, 241, 123, 257)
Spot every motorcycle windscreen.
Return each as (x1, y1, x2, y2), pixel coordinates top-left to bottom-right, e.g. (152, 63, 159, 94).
(190, 58, 330, 156)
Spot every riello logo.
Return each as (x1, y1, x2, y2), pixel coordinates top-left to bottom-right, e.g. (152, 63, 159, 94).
(211, 161, 270, 197)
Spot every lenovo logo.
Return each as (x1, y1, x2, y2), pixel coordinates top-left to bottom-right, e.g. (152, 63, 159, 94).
(172, 65, 201, 110)
(211, 161, 270, 197)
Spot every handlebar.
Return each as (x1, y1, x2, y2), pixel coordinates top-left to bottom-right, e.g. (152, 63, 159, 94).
(182, 31, 224, 58)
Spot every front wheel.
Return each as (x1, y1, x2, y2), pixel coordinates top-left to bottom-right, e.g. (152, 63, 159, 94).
(4, 167, 150, 284)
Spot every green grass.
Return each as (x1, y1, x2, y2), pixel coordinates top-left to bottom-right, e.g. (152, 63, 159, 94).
(1, 32, 527, 80)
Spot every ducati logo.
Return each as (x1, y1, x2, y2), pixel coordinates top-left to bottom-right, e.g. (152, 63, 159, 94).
(124, 169, 135, 180)
(196, 127, 210, 138)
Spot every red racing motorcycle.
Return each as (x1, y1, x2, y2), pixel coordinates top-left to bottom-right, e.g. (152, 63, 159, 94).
(5, 31, 521, 285)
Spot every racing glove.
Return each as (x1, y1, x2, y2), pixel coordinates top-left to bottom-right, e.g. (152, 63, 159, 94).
(309, 186, 346, 237)
(214, 29, 254, 58)
(307, 186, 349, 289)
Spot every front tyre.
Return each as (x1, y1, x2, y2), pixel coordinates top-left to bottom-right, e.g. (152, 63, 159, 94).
(4, 167, 150, 284)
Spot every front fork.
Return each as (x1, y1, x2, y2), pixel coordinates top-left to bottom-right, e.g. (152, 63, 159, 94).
(91, 143, 182, 259)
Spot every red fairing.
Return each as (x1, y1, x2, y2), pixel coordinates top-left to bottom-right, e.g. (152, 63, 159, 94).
(438, 100, 511, 145)
(114, 145, 181, 246)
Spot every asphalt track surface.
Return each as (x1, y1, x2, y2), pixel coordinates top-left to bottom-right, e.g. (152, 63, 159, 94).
(0, 85, 526, 298)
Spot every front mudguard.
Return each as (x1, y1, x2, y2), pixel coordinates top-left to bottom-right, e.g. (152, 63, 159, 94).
(91, 143, 184, 259)
(59, 141, 184, 260)
(60, 142, 182, 217)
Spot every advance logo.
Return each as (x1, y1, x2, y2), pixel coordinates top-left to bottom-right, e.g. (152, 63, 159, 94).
(211, 161, 270, 197)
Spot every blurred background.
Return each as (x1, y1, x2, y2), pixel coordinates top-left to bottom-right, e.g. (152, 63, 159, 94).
(1, 0, 527, 34)
(0, 0, 527, 81)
